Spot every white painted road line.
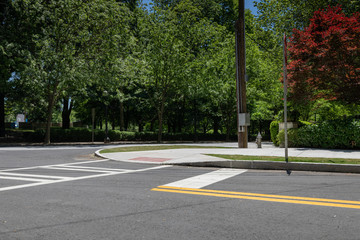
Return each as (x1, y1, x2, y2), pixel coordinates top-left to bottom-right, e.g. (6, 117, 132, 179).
(0, 172, 69, 180)
(0, 182, 56, 192)
(0, 163, 171, 192)
(163, 168, 248, 189)
(0, 159, 111, 172)
(51, 165, 130, 172)
(0, 176, 54, 182)
(41, 166, 115, 173)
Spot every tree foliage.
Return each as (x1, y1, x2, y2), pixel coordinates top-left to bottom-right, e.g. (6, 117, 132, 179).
(8, 0, 130, 143)
(2, 0, 292, 142)
(287, 6, 360, 106)
(255, 0, 360, 36)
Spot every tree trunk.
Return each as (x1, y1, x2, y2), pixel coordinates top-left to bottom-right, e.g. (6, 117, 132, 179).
(119, 101, 125, 131)
(0, 92, 5, 137)
(150, 117, 155, 132)
(157, 113, 163, 143)
(44, 91, 57, 144)
(193, 99, 198, 142)
(157, 100, 165, 143)
(213, 117, 220, 135)
(111, 119, 115, 130)
(225, 115, 231, 142)
(62, 97, 72, 129)
(138, 120, 143, 132)
(167, 119, 171, 133)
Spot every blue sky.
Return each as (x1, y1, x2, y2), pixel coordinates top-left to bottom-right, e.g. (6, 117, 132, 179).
(245, 0, 258, 15)
(141, 1, 258, 14)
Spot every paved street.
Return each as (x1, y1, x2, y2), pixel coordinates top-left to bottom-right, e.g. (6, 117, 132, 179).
(1, 145, 360, 239)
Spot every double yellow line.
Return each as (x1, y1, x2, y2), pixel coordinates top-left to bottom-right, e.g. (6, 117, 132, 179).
(152, 186, 360, 209)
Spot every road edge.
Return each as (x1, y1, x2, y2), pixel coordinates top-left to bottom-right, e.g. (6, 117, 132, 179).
(169, 160, 360, 174)
(95, 149, 360, 173)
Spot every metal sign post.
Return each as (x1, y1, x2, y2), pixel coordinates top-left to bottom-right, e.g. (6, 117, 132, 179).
(283, 33, 291, 175)
(283, 33, 288, 162)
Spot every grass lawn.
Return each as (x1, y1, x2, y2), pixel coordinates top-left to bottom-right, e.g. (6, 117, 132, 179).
(207, 154, 360, 165)
(100, 145, 232, 154)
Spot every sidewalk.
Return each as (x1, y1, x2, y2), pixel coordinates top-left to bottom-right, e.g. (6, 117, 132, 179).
(96, 142, 360, 173)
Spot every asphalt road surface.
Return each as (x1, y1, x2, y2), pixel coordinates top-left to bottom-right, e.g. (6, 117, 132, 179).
(1, 146, 359, 240)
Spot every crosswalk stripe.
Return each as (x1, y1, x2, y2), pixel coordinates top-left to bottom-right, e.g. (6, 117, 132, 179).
(0, 163, 170, 192)
(163, 168, 247, 189)
(40, 166, 114, 173)
(0, 176, 53, 182)
(0, 172, 68, 180)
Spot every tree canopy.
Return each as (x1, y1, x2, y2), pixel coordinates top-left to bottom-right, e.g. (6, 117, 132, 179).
(287, 6, 360, 106)
(5, 0, 358, 143)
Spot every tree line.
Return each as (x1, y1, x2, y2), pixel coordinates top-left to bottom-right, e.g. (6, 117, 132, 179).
(1, 0, 359, 144)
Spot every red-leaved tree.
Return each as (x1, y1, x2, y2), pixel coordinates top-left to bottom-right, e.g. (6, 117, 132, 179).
(287, 6, 360, 105)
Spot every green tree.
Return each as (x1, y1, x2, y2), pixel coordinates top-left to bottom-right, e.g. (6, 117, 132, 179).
(141, 6, 191, 142)
(0, 1, 11, 137)
(255, 0, 360, 36)
(11, 0, 130, 143)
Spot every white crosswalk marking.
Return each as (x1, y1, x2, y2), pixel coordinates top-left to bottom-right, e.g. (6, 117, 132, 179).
(47, 165, 130, 172)
(163, 168, 247, 189)
(0, 160, 170, 192)
(0, 172, 68, 179)
(0, 176, 56, 182)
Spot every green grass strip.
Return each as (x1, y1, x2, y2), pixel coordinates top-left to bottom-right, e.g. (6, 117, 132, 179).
(207, 154, 360, 165)
(100, 145, 232, 154)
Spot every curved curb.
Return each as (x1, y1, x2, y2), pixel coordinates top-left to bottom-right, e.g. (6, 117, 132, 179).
(95, 149, 360, 173)
(94, 149, 162, 165)
(95, 149, 109, 159)
(170, 160, 360, 174)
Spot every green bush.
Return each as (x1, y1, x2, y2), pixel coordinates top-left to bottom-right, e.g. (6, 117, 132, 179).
(270, 121, 280, 146)
(298, 120, 312, 128)
(18, 127, 238, 143)
(277, 129, 299, 148)
(295, 119, 360, 149)
(277, 118, 360, 149)
(24, 129, 44, 142)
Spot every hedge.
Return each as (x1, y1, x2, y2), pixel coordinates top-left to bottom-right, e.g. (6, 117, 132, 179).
(277, 119, 360, 149)
(270, 121, 280, 146)
(21, 127, 238, 143)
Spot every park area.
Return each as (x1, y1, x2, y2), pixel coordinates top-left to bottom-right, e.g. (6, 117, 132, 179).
(1, 0, 360, 149)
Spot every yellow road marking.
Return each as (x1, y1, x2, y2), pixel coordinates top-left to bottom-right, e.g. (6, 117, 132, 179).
(152, 186, 360, 209)
(158, 186, 360, 205)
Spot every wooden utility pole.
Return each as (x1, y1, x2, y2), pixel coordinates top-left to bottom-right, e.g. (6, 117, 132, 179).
(235, 0, 248, 148)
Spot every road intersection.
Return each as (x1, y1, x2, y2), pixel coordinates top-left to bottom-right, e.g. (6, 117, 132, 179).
(1, 144, 359, 239)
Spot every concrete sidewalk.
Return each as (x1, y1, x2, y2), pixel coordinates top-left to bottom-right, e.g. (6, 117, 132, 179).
(96, 142, 360, 173)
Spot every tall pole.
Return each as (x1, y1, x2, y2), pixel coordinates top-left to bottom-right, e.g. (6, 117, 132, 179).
(235, 0, 247, 148)
(283, 33, 288, 163)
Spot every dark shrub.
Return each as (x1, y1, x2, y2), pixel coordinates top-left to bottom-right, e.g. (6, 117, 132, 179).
(270, 121, 280, 146)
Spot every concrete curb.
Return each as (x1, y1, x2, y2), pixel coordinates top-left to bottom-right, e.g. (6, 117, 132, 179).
(95, 148, 360, 174)
(94, 150, 163, 165)
(168, 160, 360, 174)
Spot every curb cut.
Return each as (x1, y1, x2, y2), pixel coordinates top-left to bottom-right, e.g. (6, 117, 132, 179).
(95, 150, 108, 160)
(94, 149, 162, 165)
(168, 160, 360, 174)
